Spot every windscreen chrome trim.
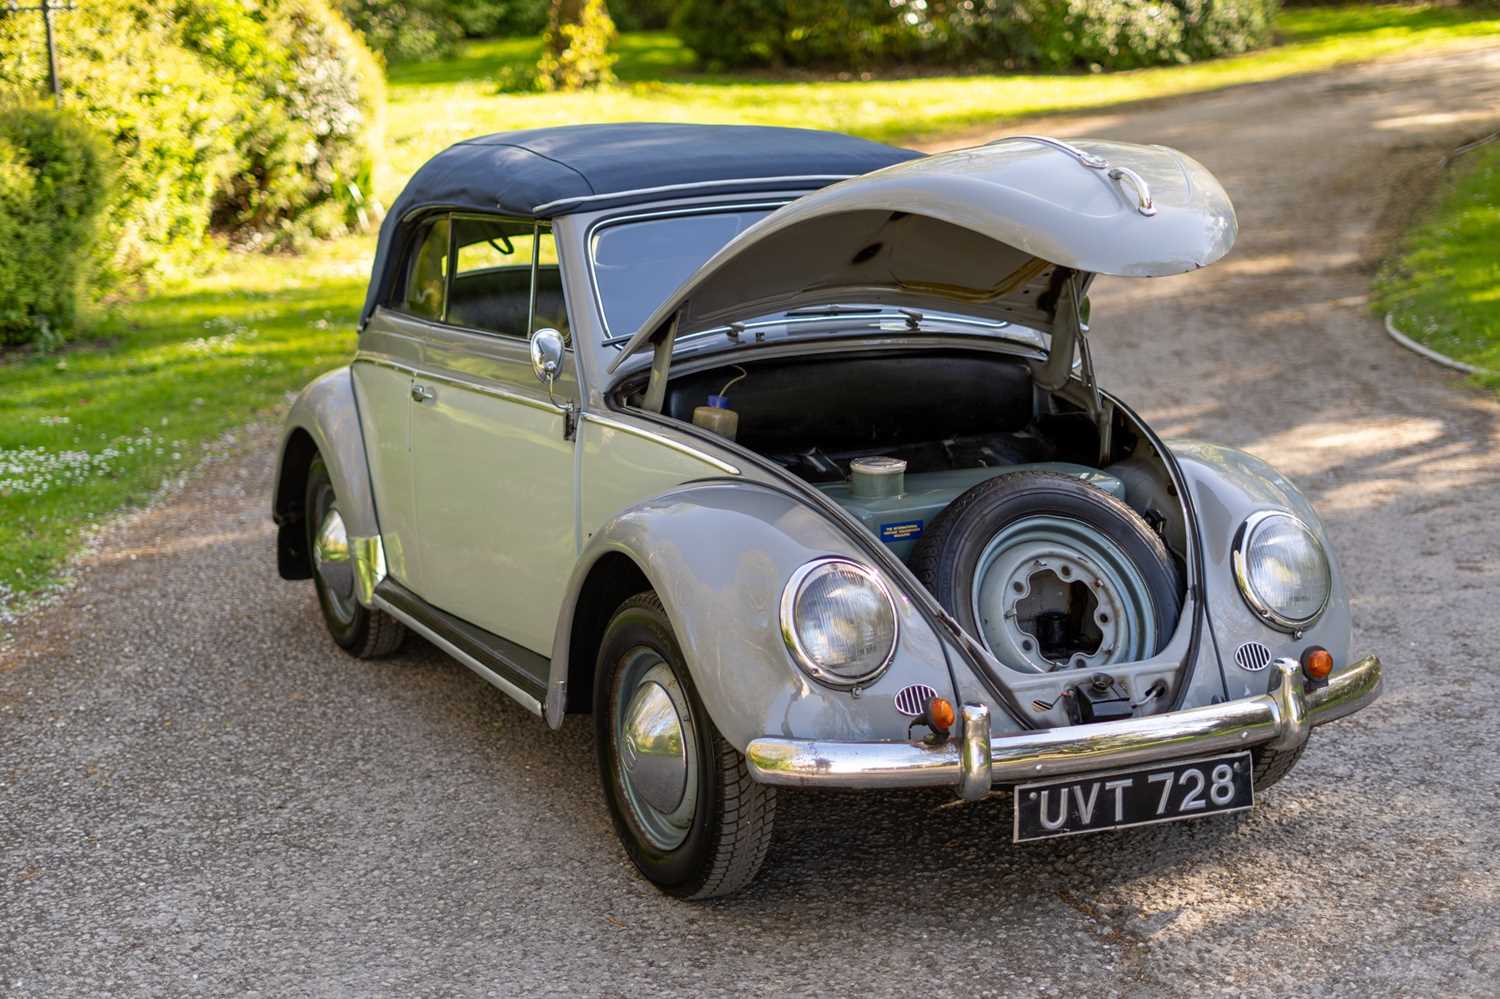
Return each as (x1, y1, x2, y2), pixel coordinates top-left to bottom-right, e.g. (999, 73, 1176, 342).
(534, 176, 848, 215)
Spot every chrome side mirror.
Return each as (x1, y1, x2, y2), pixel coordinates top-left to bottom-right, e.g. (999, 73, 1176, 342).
(529, 327, 566, 387)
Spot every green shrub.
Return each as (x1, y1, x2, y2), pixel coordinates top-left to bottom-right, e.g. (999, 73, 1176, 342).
(611, 0, 676, 31)
(0, 0, 381, 289)
(174, 0, 385, 243)
(536, 0, 619, 91)
(335, 0, 462, 63)
(919, 0, 1281, 69)
(1178, 0, 1281, 61)
(335, 0, 549, 62)
(0, 0, 242, 288)
(672, 0, 914, 69)
(455, 0, 551, 37)
(676, 0, 1278, 70)
(0, 107, 110, 347)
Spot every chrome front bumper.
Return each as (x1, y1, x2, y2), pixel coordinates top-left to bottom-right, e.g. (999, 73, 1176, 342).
(745, 655, 1382, 800)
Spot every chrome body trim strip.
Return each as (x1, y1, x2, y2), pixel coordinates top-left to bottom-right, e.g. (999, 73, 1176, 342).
(580, 412, 740, 475)
(372, 593, 545, 717)
(532, 176, 850, 215)
(745, 655, 1381, 793)
(354, 351, 569, 417)
(986, 135, 1109, 169)
(349, 533, 387, 607)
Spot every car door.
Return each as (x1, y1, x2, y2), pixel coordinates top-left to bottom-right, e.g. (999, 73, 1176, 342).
(349, 216, 454, 586)
(408, 216, 580, 657)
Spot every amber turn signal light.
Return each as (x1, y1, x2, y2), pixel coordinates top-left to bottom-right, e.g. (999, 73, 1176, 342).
(1301, 646, 1334, 682)
(926, 696, 957, 734)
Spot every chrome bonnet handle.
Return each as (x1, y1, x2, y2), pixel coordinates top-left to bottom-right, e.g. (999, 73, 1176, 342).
(1108, 165, 1157, 217)
(987, 135, 1156, 217)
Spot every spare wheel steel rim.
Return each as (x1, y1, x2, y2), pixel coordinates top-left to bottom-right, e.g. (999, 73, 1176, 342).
(970, 514, 1158, 673)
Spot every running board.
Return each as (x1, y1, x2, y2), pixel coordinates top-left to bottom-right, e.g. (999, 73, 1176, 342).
(373, 579, 548, 716)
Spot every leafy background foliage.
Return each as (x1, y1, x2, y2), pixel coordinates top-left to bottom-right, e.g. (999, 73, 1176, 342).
(537, 0, 620, 91)
(673, 0, 1282, 70)
(0, 0, 383, 330)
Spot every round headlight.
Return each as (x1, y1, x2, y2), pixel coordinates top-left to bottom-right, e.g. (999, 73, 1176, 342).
(1232, 511, 1331, 631)
(780, 558, 898, 687)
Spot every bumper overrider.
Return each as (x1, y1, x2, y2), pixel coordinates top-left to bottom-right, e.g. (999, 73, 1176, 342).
(746, 656, 1382, 799)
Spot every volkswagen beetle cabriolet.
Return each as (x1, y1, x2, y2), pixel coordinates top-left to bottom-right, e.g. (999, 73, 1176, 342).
(273, 124, 1381, 898)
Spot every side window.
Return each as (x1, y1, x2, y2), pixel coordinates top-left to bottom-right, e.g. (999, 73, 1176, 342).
(398, 217, 450, 321)
(529, 227, 569, 344)
(446, 218, 569, 343)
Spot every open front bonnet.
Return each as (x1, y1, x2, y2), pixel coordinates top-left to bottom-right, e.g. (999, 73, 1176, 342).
(607, 137, 1237, 373)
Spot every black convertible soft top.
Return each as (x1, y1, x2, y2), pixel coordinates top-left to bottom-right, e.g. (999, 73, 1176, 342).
(360, 123, 920, 326)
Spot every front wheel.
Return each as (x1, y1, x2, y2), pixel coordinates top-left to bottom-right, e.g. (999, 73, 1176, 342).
(594, 592, 776, 899)
(305, 454, 406, 658)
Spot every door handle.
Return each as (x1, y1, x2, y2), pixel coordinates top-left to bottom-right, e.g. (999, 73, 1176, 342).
(411, 383, 435, 403)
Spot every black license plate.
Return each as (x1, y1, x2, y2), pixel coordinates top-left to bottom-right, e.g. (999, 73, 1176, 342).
(1013, 752, 1253, 843)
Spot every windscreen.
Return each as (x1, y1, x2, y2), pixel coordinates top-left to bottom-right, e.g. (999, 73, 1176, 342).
(590, 208, 773, 340)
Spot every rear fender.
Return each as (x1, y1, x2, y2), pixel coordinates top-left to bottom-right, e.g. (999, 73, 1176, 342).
(547, 480, 960, 749)
(272, 367, 379, 585)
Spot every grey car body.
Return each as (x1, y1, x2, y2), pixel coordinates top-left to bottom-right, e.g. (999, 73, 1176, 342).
(273, 125, 1380, 894)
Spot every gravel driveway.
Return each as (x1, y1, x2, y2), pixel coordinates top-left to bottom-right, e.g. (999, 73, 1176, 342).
(4, 46, 1499, 998)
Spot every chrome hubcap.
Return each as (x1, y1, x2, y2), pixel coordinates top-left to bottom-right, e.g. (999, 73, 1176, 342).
(613, 651, 697, 851)
(313, 506, 357, 625)
(972, 514, 1157, 673)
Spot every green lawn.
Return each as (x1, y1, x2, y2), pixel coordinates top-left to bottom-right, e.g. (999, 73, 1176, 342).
(0, 239, 370, 619)
(1375, 139, 1500, 388)
(4, 2, 1498, 620)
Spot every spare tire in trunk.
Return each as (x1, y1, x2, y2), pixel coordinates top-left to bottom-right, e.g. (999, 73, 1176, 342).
(911, 471, 1181, 674)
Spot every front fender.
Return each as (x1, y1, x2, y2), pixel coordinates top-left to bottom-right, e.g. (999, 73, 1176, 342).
(549, 480, 960, 750)
(272, 367, 378, 578)
(1170, 441, 1353, 698)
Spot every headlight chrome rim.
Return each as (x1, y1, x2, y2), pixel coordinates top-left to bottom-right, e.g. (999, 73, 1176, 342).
(1231, 510, 1331, 633)
(780, 557, 899, 688)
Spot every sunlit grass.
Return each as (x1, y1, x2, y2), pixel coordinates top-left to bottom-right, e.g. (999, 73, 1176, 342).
(5, 3, 1497, 615)
(1374, 140, 1500, 389)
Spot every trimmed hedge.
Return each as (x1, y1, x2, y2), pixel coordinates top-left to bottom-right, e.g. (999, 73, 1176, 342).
(0, 108, 110, 347)
(0, 0, 382, 298)
(673, 0, 1281, 70)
